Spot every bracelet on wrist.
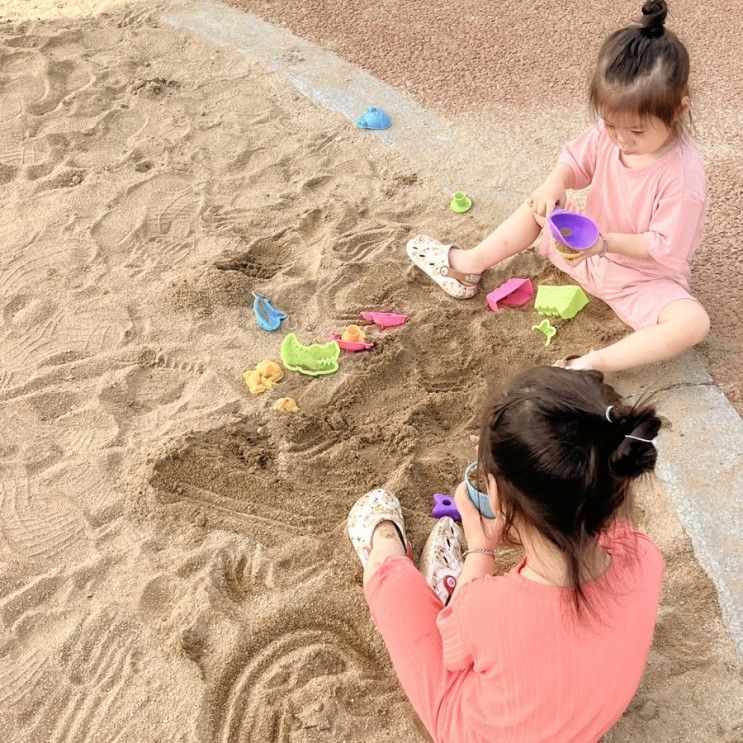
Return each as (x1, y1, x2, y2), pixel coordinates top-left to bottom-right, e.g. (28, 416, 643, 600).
(599, 234, 609, 256)
(462, 548, 496, 560)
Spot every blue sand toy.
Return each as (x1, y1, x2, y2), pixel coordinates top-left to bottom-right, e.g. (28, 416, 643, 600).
(356, 107, 392, 130)
(252, 292, 286, 332)
(465, 462, 497, 519)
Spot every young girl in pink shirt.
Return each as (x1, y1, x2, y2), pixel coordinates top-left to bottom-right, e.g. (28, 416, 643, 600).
(407, 0, 709, 372)
(347, 366, 664, 742)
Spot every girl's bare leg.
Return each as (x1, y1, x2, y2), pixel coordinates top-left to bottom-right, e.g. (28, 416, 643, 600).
(568, 299, 710, 373)
(449, 203, 542, 275)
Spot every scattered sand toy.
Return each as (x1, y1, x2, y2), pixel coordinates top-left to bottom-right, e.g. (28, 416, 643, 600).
(252, 292, 286, 332)
(273, 397, 299, 413)
(360, 311, 407, 329)
(547, 208, 600, 260)
(449, 191, 473, 214)
(486, 278, 534, 312)
(465, 462, 497, 519)
(331, 325, 375, 352)
(532, 318, 557, 346)
(244, 359, 284, 394)
(432, 492, 461, 520)
(280, 333, 340, 376)
(535, 284, 589, 320)
(356, 106, 391, 130)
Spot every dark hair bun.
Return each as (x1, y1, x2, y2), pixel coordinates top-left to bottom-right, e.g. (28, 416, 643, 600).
(641, 0, 668, 37)
(609, 406, 662, 479)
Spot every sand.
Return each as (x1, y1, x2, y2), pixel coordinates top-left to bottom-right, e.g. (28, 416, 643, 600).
(0, 2, 741, 742)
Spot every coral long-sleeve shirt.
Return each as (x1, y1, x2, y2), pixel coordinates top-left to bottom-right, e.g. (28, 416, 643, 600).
(434, 521, 664, 742)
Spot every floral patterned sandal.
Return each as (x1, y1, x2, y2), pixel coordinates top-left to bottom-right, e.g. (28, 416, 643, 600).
(347, 488, 413, 567)
(406, 235, 481, 299)
(420, 517, 465, 605)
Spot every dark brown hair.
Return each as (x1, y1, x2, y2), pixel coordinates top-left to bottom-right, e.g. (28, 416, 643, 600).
(477, 367, 662, 614)
(589, 1, 691, 139)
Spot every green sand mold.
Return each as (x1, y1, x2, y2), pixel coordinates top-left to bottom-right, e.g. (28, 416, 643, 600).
(449, 191, 473, 214)
(534, 285, 589, 320)
(280, 333, 340, 376)
(532, 319, 557, 346)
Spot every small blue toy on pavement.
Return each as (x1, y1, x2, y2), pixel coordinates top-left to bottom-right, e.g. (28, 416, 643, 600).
(252, 292, 286, 332)
(356, 107, 392, 130)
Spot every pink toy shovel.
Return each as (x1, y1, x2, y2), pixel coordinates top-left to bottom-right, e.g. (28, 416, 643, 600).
(487, 278, 534, 312)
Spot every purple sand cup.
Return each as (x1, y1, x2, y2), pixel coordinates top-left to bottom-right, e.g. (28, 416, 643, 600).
(547, 208, 600, 251)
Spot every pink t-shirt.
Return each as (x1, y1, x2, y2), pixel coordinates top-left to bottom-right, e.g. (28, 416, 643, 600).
(435, 521, 664, 743)
(554, 121, 706, 285)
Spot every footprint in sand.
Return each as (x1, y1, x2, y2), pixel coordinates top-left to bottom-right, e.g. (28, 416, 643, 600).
(90, 173, 201, 269)
(0, 303, 130, 394)
(0, 471, 91, 566)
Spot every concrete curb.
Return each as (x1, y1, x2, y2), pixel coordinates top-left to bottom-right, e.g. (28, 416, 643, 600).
(162, 0, 743, 661)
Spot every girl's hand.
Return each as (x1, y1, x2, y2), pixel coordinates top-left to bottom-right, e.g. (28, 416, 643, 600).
(534, 200, 604, 266)
(561, 235, 605, 266)
(453, 481, 502, 550)
(526, 182, 566, 217)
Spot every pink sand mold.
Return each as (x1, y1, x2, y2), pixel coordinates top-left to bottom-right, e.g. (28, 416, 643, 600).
(432, 492, 461, 520)
(486, 278, 534, 312)
(360, 311, 407, 329)
(547, 208, 600, 251)
(329, 334, 375, 352)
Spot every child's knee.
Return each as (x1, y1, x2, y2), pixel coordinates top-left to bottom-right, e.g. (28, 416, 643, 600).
(660, 299, 710, 345)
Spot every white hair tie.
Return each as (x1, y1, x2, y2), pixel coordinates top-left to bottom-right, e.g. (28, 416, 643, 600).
(606, 405, 654, 444)
(624, 434, 655, 444)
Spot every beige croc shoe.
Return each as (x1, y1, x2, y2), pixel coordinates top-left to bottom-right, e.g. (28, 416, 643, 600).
(406, 235, 481, 299)
(347, 488, 413, 567)
(420, 517, 465, 605)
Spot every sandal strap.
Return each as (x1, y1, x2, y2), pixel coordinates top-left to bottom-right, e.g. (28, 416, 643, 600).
(440, 245, 480, 286)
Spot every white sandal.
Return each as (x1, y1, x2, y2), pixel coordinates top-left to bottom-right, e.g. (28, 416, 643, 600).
(406, 235, 481, 299)
(420, 517, 465, 604)
(347, 488, 413, 567)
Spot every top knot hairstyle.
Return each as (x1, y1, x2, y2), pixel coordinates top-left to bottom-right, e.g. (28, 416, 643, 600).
(477, 366, 662, 613)
(639, 0, 668, 37)
(589, 0, 692, 139)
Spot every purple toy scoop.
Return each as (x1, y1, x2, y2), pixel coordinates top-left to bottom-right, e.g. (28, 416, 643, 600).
(547, 208, 599, 251)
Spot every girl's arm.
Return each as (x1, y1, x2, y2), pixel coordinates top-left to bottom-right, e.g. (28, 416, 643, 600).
(450, 482, 501, 600)
(604, 232, 652, 259)
(453, 553, 496, 596)
(529, 164, 576, 217)
(545, 163, 576, 191)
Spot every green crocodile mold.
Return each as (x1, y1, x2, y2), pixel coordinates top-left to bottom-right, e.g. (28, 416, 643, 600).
(280, 333, 340, 376)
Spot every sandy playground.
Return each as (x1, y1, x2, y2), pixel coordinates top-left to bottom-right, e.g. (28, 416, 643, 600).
(0, 1, 741, 742)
